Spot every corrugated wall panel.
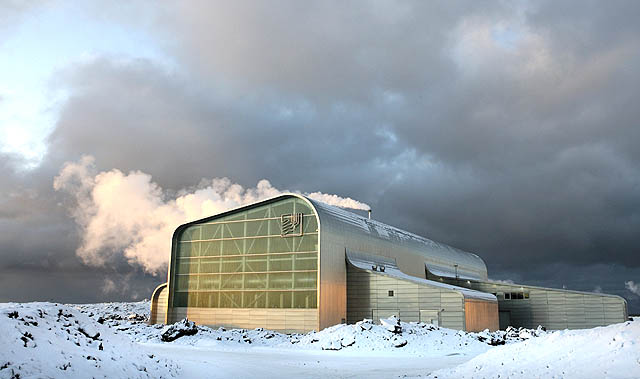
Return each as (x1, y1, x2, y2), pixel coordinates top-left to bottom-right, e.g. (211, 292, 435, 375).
(168, 307, 318, 333)
(442, 278, 628, 330)
(346, 264, 468, 330)
(603, 298, 626, 324)
(318, 236, 347, 330)
(149, 284, 168, 325)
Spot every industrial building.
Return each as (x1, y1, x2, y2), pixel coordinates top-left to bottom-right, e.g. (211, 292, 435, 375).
(150, 193, 628, 332)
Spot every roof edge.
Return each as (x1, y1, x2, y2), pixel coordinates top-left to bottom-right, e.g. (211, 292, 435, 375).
(475, 279, 628, 301)
(170, 192, 317, 242)
(346, 249, 497, 302)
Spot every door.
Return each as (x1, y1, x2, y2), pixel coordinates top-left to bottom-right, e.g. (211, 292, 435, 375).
(499, 310, 511, 330)
(373, 309, 400, 323)
(419, 309, 440, 326)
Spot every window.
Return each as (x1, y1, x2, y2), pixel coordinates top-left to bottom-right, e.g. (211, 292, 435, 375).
(503, 291, 528, 300)
(388, 290, 394, 297)
(172, 197, 318, 309)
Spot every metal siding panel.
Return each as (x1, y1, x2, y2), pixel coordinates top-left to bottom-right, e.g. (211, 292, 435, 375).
(165, 307, 318, 333)
(346, 264, 469, 330)
(150, 284, 168, 325)
(318, 234, 346, 329)
(440, 278, 627, 330)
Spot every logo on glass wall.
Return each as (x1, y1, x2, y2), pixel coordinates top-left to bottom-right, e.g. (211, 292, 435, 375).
(281, 213, 303, 237)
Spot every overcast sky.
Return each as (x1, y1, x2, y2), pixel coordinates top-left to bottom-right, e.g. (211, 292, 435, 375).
(1, 0, 639, 313)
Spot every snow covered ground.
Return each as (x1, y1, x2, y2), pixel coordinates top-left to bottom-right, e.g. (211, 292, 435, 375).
(1, 301, 638, 378)
(428, 321, 640, 379)
(0, 301, 178, 378)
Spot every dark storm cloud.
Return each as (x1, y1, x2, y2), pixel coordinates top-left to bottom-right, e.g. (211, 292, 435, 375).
(0, 153, 70, 270)
(48, 57, 404, 192)
(0, 151, 157, 302)
(1, 1, 639, 311)
(0, 266, 158, 303)
(387, 144, 640, 265)
(124, 0, 640, 268)
(149, 1, 487, 99)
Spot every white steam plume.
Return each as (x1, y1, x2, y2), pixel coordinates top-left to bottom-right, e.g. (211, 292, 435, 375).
(306, 192, 371, 211)
(626, 281, 640, 296)
(53, 155, 370, 275)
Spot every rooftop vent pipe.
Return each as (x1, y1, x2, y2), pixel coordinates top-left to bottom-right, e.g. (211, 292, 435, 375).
(368, 209, 371, 219)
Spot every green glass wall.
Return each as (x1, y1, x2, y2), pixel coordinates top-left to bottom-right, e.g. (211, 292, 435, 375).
(171, 197, 318, 309)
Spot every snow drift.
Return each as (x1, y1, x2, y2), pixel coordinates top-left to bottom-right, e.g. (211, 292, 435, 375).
(429, 321, 640, 379)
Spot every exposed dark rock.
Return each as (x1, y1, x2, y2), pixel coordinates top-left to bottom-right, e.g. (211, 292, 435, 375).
(160, 319, 198, 342)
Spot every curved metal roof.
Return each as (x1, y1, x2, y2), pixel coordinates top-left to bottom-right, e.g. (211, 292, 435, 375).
(303, 195, 488, 281)
(171, 193, 489, 281)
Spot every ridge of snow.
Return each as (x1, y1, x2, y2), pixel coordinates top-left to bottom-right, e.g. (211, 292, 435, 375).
(428, 321, 640, 379)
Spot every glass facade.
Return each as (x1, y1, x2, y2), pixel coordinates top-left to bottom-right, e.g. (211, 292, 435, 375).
(171, 197, 318, 309)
